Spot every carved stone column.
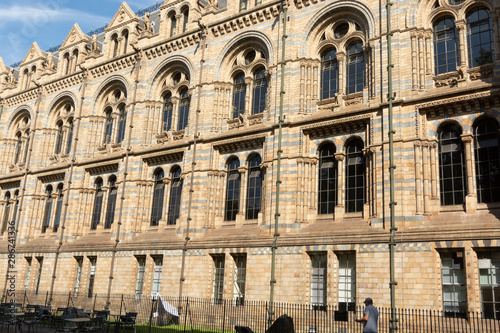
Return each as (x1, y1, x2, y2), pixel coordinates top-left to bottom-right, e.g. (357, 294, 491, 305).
(422, 141, 430, 215)
(418, 33, 426, 90)
(244, 77, 252, 115)
(334, 152, 345, 221)
(462, 133, 477, 214)
(337, 53, 346, 96)
(425, 31, 433, 76)
(414, 141, 423, 215)
(429, 140, 439, 200)
(411, 31, 418, 90)
(171, 96, 179, 131)
(456, 20, 467, 68)
(238, 165, 248, 222)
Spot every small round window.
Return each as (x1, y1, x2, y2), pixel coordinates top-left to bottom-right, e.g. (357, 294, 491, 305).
(334, 23, 349, 39)
(173, 72, 182, 85)
(245, 50, 256, 65)
(448, 0, 464, 5)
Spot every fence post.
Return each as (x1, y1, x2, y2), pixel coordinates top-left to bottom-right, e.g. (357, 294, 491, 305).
(119, 294, 124, 315)
(148, 297, 155, 333)
(223, 298, 226, 332)
(66, 291, 71, 309)
(183, 298, 189, 333)
(93, 293, 97, 312)
(45, 291, 48, 306)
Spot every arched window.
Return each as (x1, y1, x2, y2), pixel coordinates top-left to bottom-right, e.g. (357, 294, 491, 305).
(346, 41, 365, 94)
(117, 105, 127, 144)
(246, 155, 262, 220)
(233, 73, 246, 118)
(14, 132, 23, 164)
(55, 121, 64, 154)
(23, 69, 29, 89)
(42, 186, 53, 233)
(104, 108, 113, 144)
(434, 17, 459, 75)
(91, 178, 104, 230)
(252, 68, 267, 115)
(321, 48, 339, 100)
(167, 167, 183, 225)
(66, 118, 74, 154)
(438, 123, 465, 206)
(318, 143, 337, 214)
(72, 49, 79, 73)
(345, 139, 365, 212)
(162, 93, 173, 131)
(170, 14, 177, 37)
(177, 88, 190, 131)
(104, 176, 117, 229)
(1, 192, 11, 234)
(122, 30, 129, 54)
(53, 184, 63, 233)
(151, 169, 165, 226)
(225, 158, 241, 221)
(474, 119, 500, 203)
(112, 34, 119, 58)
(467, 8, 494, 68)
(182, 8, 189, 33)
(240, 0, 248, 11)
(64, 53, 70, 75)
(12, 190, 19, 229)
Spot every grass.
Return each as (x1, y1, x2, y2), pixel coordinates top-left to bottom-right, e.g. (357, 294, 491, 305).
(135, 324, 233, 333)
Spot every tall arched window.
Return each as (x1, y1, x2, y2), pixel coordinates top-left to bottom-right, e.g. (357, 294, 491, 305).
(162, 93, 173, 131)
(14, 132, 23, 164)
(64, 53, 70, 75)
(72, 49, 79, 73)
(182, 8, 189, 33)
(104, 176, 117, 229)
(177, 88, 190, 131)
(321, 48, 339, 100)
(438, 123, 465, 206)
(474, 119, 500, 203)
(225, 158, 241, 221)
(346, 41, 365, 94)
(104, 108, 113, 144)
(346, 139, 365, 213)
(55, 121, 64, 154)
(122, 30, 129, 54)
(91, 178, 104, 230)
(233, 73, 246, 118)
(467, 8, 494, 68)
(167, 167, 183, 225)
(434, 17, 459, 75)
(1, 192, 11, 234)
(246, 155, 262, 220)
(42, 186, 53, 233)
(117, 105, 127, 144)
(112, 34, 119, 58)
(66, 118, 74, 154)
(151, 169, 165, 226)
(12, 190, 18, 228)
(252, 68, 267, 115)
(53, 184, 63, 233)
(170, 14, 177, 37)
(318, 143, 337, 214)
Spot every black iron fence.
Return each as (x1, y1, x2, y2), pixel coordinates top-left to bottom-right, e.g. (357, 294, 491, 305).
(4, 291, 500, 332)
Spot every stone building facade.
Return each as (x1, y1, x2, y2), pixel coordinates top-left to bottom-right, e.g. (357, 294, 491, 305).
(1, 0, 500, 315)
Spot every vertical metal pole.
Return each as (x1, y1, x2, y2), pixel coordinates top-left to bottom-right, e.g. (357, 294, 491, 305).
(269, 0, 288, 329)
(386, 0, 398, 332)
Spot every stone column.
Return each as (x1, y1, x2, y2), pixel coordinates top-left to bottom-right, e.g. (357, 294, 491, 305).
(334, 152, 345, 221)
(171, 96, 179, 131)
(337, 53, 346, 96)
(422, 142, 430, 215)
(238, 165, 248, 223)
(411, 31, 418, 90)
(462, 133, 477, 213)
(456, 20, 467, 68)
(414, 141, 423, 215)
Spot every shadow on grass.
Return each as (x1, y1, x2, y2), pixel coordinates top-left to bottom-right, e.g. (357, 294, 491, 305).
(136, 324, 235, 333)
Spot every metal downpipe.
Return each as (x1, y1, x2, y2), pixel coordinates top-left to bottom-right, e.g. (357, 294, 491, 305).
(386, 0, 398, 332)
(268, 1, 287, 329)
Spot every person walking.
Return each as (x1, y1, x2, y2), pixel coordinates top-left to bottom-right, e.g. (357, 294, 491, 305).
(355, 297, 379, 333)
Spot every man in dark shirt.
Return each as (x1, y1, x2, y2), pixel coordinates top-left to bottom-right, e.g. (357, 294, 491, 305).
(355, 297, 379, 333)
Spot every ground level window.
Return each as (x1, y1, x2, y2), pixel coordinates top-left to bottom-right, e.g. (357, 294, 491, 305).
(441, 252, 467, 317)
(338, 253, 356, 311)
(310, 253, 327, 306)
(478, 251, 500, 319)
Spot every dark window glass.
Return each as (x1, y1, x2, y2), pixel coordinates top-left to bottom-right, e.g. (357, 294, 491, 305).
(334, 23, 349, 39)
(233, 255, 247, 306)
(104, 178, 117, 229)
(233, 73, 246, 118)
(311, 253, 327, 306)
(212, 256, 225, 304)
(318, 143, 337, 214)
(441, 252, 467, 317)
(467, 8, 495, 67)
(321, 48, 339, 100)
(170, 16, 177, 37)
(183, 9, 189, 32)
(53, 187, 63, 233)
(14, 133, 22, 164)
(113, 36, 119, 58)
(434, 17, 459, 74)
(42, 187, 53, 233)
(104, 111, 113, 144)
(252, 68, 267, 115)
(23, 132, 30, 163)
(246, 155, 262, 220)
(162, 93, 173, 131)
(117, 105, 127, 144)
(346, 140, 365, 212)
(167, 168, 183, 225)
(225, 158, 241, 221)
(178, 89, 190, 131)
(55, 122, 64, 154)
(1, 192, 11, 234)
(151, 170, 165, 226)
(474, 119, 500, 203)
(240, 0, 247, 11)
(66, 119, 74, 154)
(478, 252, 500, 319)
(346, 42, 365, 94)
(439, 124, 465, 205)
(91, 179, 104, 230)
(122, 31, 128, 54)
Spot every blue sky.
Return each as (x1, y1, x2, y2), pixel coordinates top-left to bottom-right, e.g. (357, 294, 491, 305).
(0, 0, 157, 67)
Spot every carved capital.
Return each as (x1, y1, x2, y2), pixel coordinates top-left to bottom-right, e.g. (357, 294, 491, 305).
(334, 152, 345, 162)
(461, 133, 473, 144)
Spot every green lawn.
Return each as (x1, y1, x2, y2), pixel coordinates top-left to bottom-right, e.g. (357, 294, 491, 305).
(135, 324, 234, 333)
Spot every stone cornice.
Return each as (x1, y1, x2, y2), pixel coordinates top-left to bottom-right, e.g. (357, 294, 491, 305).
(84, 162, 119, 176)
(142, 149, 184, 165)
(301, 114, 372, 137)
(212, 134, 266, 153)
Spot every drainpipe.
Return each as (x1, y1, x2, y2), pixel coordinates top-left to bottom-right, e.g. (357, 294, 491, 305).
(268, 0, 287, 328)
(48, 67, 88, 305)
(2, 84, 43, 301)
(386, 0, 398, 332)
(105, 47, 142, 308)
(178, 20, 207, 307)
